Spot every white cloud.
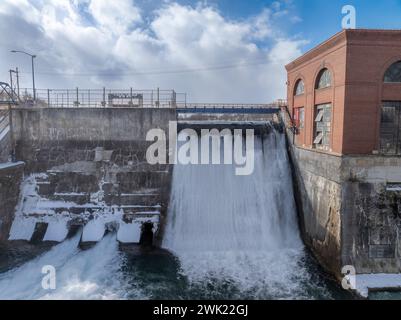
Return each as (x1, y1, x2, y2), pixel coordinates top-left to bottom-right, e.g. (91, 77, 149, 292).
(0, 0, 306, 102)
(89, 0, 142, 34)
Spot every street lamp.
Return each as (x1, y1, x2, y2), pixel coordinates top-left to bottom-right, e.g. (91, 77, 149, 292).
(11, 50, 36, 102)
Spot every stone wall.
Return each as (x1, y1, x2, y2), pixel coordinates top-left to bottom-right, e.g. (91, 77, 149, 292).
(9, 108, 176, 245)
(341, 156, 401, 274)
(288, 132, 401, 278)
(288, 143, 343, 277)
(0, 162, 24, 241)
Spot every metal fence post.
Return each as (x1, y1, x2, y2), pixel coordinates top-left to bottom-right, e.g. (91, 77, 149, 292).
(172, 90, 176, 108)
(76, 87, 79, 107)
(47, 89, 50, 107)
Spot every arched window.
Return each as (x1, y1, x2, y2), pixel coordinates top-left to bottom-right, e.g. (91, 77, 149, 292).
(294, 79, 305, 96)
(384, 61, 401, 83)
(315, 68, 332, 89)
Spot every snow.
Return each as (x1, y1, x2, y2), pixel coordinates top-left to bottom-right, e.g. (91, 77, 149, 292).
(117, 221, 141, 243)
(0, 161, 24, 170)
(355, 274, 401, 297)
(387, 186, 401, 191)
(8, 217, 36, 241)
(135, 211, 161, 215)
(81, 219, 106, 242)
(54, 192, 87, 196)
(9, 173, 161, 244)
(43, 219, 69, 242)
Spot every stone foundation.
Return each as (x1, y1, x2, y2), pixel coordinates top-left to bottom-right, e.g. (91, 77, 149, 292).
(288, 132, 401, 279)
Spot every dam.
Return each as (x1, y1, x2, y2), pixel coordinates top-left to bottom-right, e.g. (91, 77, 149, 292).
(0, 29, 401, 300)
(0, 100, 346, 299)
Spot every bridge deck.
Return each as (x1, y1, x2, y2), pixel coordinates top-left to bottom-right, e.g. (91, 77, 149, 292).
(176, 103, 281, 114)
(177, 108, 280, 114)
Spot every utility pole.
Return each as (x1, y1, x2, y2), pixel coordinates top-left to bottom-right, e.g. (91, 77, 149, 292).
(9, 69, 13, 93)
(11, 50, 36, 102)
(15, 67, 20, 100)
(9, 68, 20, 100)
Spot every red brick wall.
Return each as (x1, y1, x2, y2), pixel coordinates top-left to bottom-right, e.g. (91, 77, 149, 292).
(344, 31, 401, 154)
(286, 32, 347, 154)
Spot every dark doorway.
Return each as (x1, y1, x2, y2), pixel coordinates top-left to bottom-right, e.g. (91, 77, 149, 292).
(140, 223, 154, 247)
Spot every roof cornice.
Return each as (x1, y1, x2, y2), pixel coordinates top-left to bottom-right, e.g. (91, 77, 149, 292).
(285, 30, 346, 71)
(285, 29, 401, 71)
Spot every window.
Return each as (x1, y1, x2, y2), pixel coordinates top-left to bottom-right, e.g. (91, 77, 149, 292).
(299, 108, 305, 129)
(384, 61, 401, 83)
(380, 101, 401, 155)
(314, 104, 332, 149)
(294, 79, 305, 96)
(315, 68, 332, 89)
(293, 107, 305, 129)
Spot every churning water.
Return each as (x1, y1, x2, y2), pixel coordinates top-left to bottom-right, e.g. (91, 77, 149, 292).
(0, 128, 350, 300)
(162, 128, 335, 299)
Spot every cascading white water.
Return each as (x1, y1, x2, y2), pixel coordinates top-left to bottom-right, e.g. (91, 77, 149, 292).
(163, 127, 313, 298)
(0, 234, 146, 300)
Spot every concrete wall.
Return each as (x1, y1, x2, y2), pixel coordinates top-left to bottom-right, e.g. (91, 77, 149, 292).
(288, 143, 343, 277)
(0, 162, 24, 241)
(10, 108, 177, 245)
(341, 156, 401, 274)
(288, 132, 401, 278)
(12, 108, 176, 172)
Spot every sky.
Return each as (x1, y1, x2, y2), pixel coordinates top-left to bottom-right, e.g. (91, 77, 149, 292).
(1, 0, 401, 103)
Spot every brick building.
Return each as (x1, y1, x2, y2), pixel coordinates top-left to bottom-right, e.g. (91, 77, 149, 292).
(286, 29, 401, 156)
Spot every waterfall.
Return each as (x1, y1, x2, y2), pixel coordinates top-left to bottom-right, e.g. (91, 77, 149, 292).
(162, 127, 312, 298)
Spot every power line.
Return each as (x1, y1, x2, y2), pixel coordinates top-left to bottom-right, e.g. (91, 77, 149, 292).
(17, 59, 271, 77)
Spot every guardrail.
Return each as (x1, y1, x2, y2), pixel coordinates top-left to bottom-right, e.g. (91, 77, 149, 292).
(9, 86, 288, 111)
(17, 88, 186, 108)
(176, 100, 287, 109)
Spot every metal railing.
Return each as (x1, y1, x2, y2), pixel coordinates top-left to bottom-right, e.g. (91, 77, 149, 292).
(176, 99, 287, 109)
(10, 86, 288, 110)
(17, 88, 187, 108)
